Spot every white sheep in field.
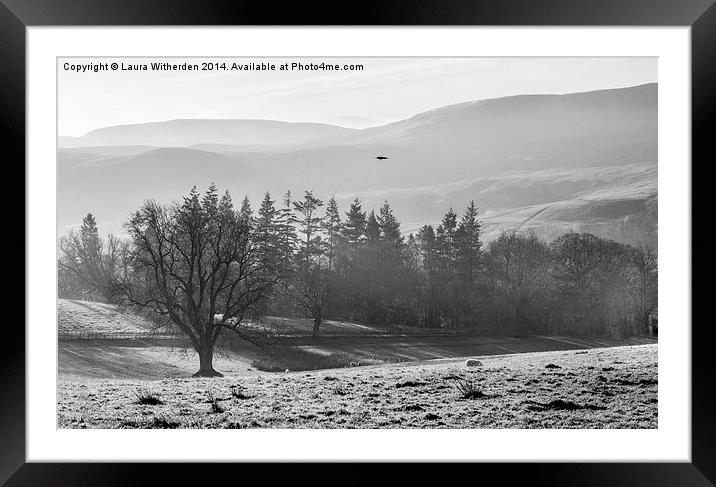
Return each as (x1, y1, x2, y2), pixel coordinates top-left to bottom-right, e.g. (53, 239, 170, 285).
(464, 359, 482, 367)
(349, 361, 362, 367)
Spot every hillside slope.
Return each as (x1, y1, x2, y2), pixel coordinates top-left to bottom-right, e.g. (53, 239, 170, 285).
(57, 298, 412, 337)
(58, 84, 657, 247)
(58, 299, 157, 335)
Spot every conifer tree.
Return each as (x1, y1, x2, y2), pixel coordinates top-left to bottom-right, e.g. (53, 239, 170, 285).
(293, 191, 324, 268)
(456, 201, 482, 284)
(342, 198, 367, 246)
(365, 210, 381, 242)
(80, 212, 101, 257)
(202, 184, 219, 216)
(378, 201, 403, 248)
(436, 208, 458, 272)
(322, 196, 342, 271)
(240, 195, 253, 226)
(256, 191, 282, 282)
(435, 208, 460, 327)
(276, 190, 298, 274)
(256, 192, 278, 256)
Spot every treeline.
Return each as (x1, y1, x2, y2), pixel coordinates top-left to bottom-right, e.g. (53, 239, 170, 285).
(59, 186, 657, 339)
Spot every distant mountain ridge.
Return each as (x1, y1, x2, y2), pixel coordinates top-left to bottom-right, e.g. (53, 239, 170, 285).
(60, 83, 656, 148)
(59, 119, 357, 148)
(351, 83, 656, 143)
(57, 83, 658, 249)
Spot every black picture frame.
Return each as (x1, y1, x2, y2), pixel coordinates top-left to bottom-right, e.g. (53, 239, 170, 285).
(3, 0, 714, 485)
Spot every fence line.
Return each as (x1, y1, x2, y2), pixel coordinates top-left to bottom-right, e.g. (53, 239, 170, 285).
(57, 330, 657, 349)
(58, 331, 183, 341)
(57, 327, 479, 342)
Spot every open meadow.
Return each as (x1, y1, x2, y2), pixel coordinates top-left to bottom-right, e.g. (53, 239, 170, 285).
(58, 343, 657, 429)
(57, 298, 658, 428)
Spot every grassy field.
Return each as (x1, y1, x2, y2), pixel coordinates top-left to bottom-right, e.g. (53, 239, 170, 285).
(58, 299, 158, 335)
(58, 298, 655, 379)
(58, 298, 411, 337)
(58, 299, 658, 428)
(58, 344, 657, 429)
(59, 341, 261, 380)
(59, 334, 656, 379)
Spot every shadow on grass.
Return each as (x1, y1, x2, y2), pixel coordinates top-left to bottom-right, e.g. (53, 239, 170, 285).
(252, 345, 355, 372)
(251, 344, 403, 372)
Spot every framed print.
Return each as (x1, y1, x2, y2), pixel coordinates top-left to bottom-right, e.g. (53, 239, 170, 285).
(3, 0, 715, 484)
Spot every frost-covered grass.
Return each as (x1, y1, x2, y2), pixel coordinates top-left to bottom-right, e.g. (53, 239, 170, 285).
(59, 298, 403, 337)
(59, 335, 655, 380)
(58, 344, 657, 429)
(249, 316, 393, 335)
(58, 299, 158, 335)
(59, 342, 260, 380)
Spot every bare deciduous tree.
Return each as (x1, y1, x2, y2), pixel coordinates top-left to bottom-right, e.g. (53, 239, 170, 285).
(288, 191, 329, 337)
(290, 267, 331, 337)
(121, 186, 278, 377)
(485, 231, 552, 335)
(59, 212, 125, 301)
(630, 244, 658, 334)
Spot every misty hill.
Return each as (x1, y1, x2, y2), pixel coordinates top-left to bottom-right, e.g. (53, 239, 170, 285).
(59, 145, 159, 158)
(57, 83, 657, 248)
(58, 119, 356, 148)
(366, 82, 655, 141)
(342, 163, 657, 242)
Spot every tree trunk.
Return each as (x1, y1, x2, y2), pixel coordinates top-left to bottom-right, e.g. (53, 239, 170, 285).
(312, 315, 322, 337)
(193, 341, 223, 377)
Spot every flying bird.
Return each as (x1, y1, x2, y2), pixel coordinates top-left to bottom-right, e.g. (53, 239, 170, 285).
(374, 156, 389, 160)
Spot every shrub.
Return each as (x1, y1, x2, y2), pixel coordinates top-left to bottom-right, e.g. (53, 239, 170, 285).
(208, 393, 225, 413)
(230, 385, 252, 400)
(134, 387, 163, 405)
(151, 416, 179, 429)
(453, 378, 488, 399)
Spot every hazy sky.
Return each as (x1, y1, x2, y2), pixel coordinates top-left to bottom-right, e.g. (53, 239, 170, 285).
(58, 57, 656, 136)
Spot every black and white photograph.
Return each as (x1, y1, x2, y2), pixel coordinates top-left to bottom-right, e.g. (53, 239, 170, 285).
(56, 56, 659, 430)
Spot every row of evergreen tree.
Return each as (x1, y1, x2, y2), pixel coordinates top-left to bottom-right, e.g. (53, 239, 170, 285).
(59, 186, 657, 338)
